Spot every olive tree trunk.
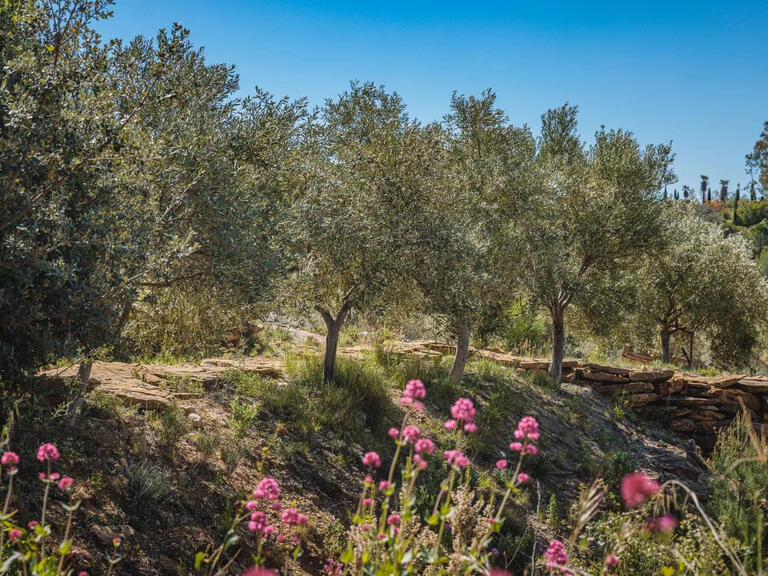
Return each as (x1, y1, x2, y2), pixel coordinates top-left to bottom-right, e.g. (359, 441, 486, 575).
(660, 327, 671, 364)
(547, 300, 566, 381)
(68, 359, 93, 424)
(449, 321, 470, 383)
(316, 303, 351, 383)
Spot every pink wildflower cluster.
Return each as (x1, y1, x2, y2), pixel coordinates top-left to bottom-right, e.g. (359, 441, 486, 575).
(402, 425, 420, 443)
(281, 508, 308, 526)
(508, 415, 539, 455)
(36, 443, 59, 462)
(401, 379, 426, 411)
(362, 452, 381, 468)
(1, 451, 19, 474)
(253, 477, 281, 500)
(620, 472, 660, 508)
(323, 557, 344, 575)
(242, 567, 278, 576)
(545, 539, 572, 575)
(248, 511, 275, 535)
(445, 397, 477, 433)
(442, 449, 469, 468)
(620, 472, 678, 534)
(496, 416, 539, 484)
(646, 515, 678, 533)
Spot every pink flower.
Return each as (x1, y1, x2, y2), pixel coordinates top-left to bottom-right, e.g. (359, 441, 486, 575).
(242, 567, 278, 576)
(489, 569, 513, 576)
(253, 477, 281, 500)
(605, 554, 619, 566)
(413, 454, 428, 470)
(249, 511, 275, 534)
(281, 508, 308, 525)
(1, 451, 19, 469)
(450, 398, 476, 424)
(524, 444, 538, 455)
(509, 442, 523, 452)
(112, 537, 121, 546)
(277, 534, 286, 543)
(515, 416, 539, 441)
(517, 473, 530, 484)
(401, 380, 426, 411)
(444, 419, 457, 431)
(386, 514, 401, 526)
(377, 532, 387, 541)
(27, 521, 38, 529)
(620, 472, 660, 508)
(58, 476, 73, 491)
(402, 425, 420, 443)
(364, 475, 373, 485)
(36, 443, 59, 462)
(388, 428, 400, 439)
(647, 515, 678, 533)
(378, 480, 392, 491)
(443, 449, 469, 468)
(362, 452, 381, 468)
(496, 459, 508, 470)
(79, 572, 89, 576)
(545, 539, 568, 570)
(464, 422, 477, 434)
(271, 502, 282, 511)
(8, 529, 21, 541)
(362, 498, 374, 507)
(414, 438, 434, 454)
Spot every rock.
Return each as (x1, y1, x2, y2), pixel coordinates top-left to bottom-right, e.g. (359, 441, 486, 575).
(188, 413, 203, 428)
(636, 406, 689, 421)
(654, 380, 685, 395)
(736, 377, 768, 395)
(667, 396, 721, 407)
(629, 369, 674, 383)
(91, 525, 121, 546)
(671, 419, 696, 432)
(706, 374, 746, 389)
(629, 393, 659, 406)
(97, 381, 173, 410)
(585, 363, 630, 375)
(582, 371, 630, 384)
(715, 389, 761, 412)
(691, 408, 727, 421)
(594, 382, 654, 394)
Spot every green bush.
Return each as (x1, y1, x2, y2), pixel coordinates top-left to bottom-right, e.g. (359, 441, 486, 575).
(709, 411, 768, 572)
(155, 404, 189, 448)
(227, 397, 259, 440)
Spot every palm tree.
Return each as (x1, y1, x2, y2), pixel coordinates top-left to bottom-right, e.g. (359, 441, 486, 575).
(720, 179, 729, 203)
(700, 175, 709, 203)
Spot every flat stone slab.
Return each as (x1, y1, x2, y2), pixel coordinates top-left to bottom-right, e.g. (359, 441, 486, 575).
(629, 369, 674, 383)
(735, 377, 768, 395)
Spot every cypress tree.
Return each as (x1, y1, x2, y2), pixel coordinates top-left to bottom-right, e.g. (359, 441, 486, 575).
(700, 175, 708, 203)
(720, 179, 729, 203)
(734, 184, 741, 225)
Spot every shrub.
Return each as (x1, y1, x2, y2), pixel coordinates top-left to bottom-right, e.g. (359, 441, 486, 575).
(709, 411, 768, 572)
(227, 397, 259, 440)
(155, 404, 190, 448)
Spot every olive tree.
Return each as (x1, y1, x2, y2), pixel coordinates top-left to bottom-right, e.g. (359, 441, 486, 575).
(416, 90, 536, 381)
(507, 104, 674, 380)
(627, 205, 768, 367)
(283, 83, 428, 382)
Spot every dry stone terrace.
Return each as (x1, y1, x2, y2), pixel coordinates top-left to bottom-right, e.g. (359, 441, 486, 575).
(40, 340, 768, 453)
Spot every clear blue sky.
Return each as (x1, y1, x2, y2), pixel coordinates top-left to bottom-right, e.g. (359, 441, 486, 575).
(96, 1, 768, 194)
